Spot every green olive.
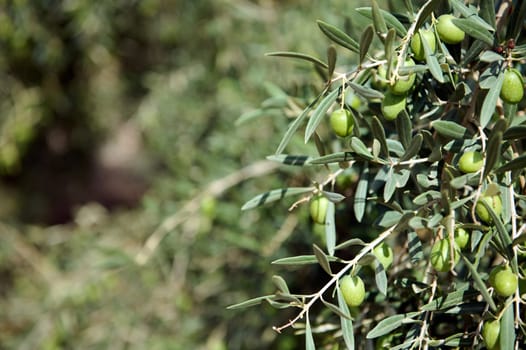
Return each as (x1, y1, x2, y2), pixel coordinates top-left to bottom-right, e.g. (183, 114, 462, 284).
(430, 238, 460, 272)
(410, 29, 436, 61)
(454, 227, 469, 249)
(489, 265, 518, 297)
(381, 91, 407, 121)
(475, 194, 502, 224)
(330, 109, 354, 138)
(500, 68, 524, 104)
(436, 14, 465, 44)
(340, 275, 366, 307)
(373, 242, 394, 269)
(458, 151, 484, 173)
(310, 195, 329, 225)
(372, 64, 388, 90)
(389, 58, 416, 95)
(345, 93, 362, 110)
(482, 319, 500, 350)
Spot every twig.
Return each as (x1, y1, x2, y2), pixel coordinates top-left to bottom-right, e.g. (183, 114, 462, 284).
(135, 160, 280, 265)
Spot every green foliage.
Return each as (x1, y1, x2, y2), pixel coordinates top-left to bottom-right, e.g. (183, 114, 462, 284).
(236, 0, 526, 348)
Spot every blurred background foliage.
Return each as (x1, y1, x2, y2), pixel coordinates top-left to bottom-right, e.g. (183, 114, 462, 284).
(0, 0, 376, 349)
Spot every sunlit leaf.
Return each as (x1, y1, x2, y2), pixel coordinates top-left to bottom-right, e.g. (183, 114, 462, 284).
(276, 97, 320, 154)
(226, 295, 275, 310)
(347, 81, 384, 99)
(266, 154, 313, 166)
(408, 231, 424, 264)
(241, 187, 313, 210)
(355, 7, 407, 36)
(452, 18, 494, 46)
(431, 120, 469, 139)
(354, 165, 368, 223)
(305, 317, 315, 350)
(266, 51, 328, 69)
(337, 287, 355, 349)
(480, 68, 504, 128)
(499, 301, 515, 350)
(325, 201, 336, 256)
(305, 88, 339, 143)
(272, 275, 290, 294)
(359, 25, 374, 64)
(366, 312, 421, 339)
(374, 260, 387, 295)
(317, 20, 360, 53)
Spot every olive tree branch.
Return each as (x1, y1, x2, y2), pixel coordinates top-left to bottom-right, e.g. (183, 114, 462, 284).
(272, 224, 397, 333)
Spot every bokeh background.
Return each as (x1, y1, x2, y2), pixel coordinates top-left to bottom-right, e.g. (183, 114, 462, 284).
(0, 1, 373, 349)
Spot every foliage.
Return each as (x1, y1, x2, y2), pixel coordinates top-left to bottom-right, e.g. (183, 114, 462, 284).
(0, 1, 374, 349)
(235, 0, 526, 348)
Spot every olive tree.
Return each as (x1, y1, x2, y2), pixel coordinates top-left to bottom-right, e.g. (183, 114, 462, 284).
(231, 0, 526, 348)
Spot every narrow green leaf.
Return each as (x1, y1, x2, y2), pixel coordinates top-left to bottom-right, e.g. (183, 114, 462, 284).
(479, 0, 496, 28)
(241, 187, 313, 210)
(351, 136, 374, 161)
(317, 20, 360, 53)
(227, 295, 275, 310)
(272, 255, 339, 265)
(266, 154, 313, 166)
(414, 0, 441, 31)
(407, 231, 424, 264)
(366, 312, 421, 339)
(308, 151, 354, 165)
(461, 255, 497, 312)
(431, 120, 469, 139)
(400, 133, 423, 162)
(374, 260, 388, 295)
(384, 28, 396, 64)
(337, 287, 355, 349)
(480, 51, 504, 63)
(305, 317, 315, 350)
(322, 190, 346, 203)
(325, 201, 336, 256)
(376, 210, 402, 228)
(355, 7, 407, 36)
(483, 131, 502, 178)
(421, 284, 475, 311)
(276, 97, 320, 155)
(347, 81, 384, 99)
(354, 165, 368, 223)
(421, 29, 444, 82)
(480, 67, 505, 128)
(272, 275, 290, 294)
(495, 154, 526, 173)
(413, 190, 441, 205)
(452, 18, 494, 46)
(499, 303, 515, 350)
(327, 46, 337, 78)
(383, 167, 396, 202)
(360, 25, 374, 64)
(321, 299, 352, 320)
(396, 110, 412, 149)
(305, 88, 339, 143)
(371, 0, 387, 38)
(503, 125, 526, 140)
(266, 51, 328, 69)
(371, 116, 389, 159)
(313, 244, 332, 275)
(449, 0, 495, 31)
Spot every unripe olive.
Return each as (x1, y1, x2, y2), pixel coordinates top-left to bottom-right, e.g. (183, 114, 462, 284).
(436, 14, 465, 44)
(372, 64, 388, 90)
(310, 195, 329, 225)
(410, 29, 436, 61)
(500, 68, 524, 104)
(482, 319, 500, 350)
(340, 275, 366, 307)
(381, 91, 407, 121)
(389, 58, 416, 95)
(430, 238, 460, 272)
(373, 242, 394, 269)
(330, 109, 354, 138)
(454, 227, 469, 249)
(475, 194, 502, 224)
(458, 151, 483, 173)
(345, 93, 362, 110)
(489, 265, 518, 297)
